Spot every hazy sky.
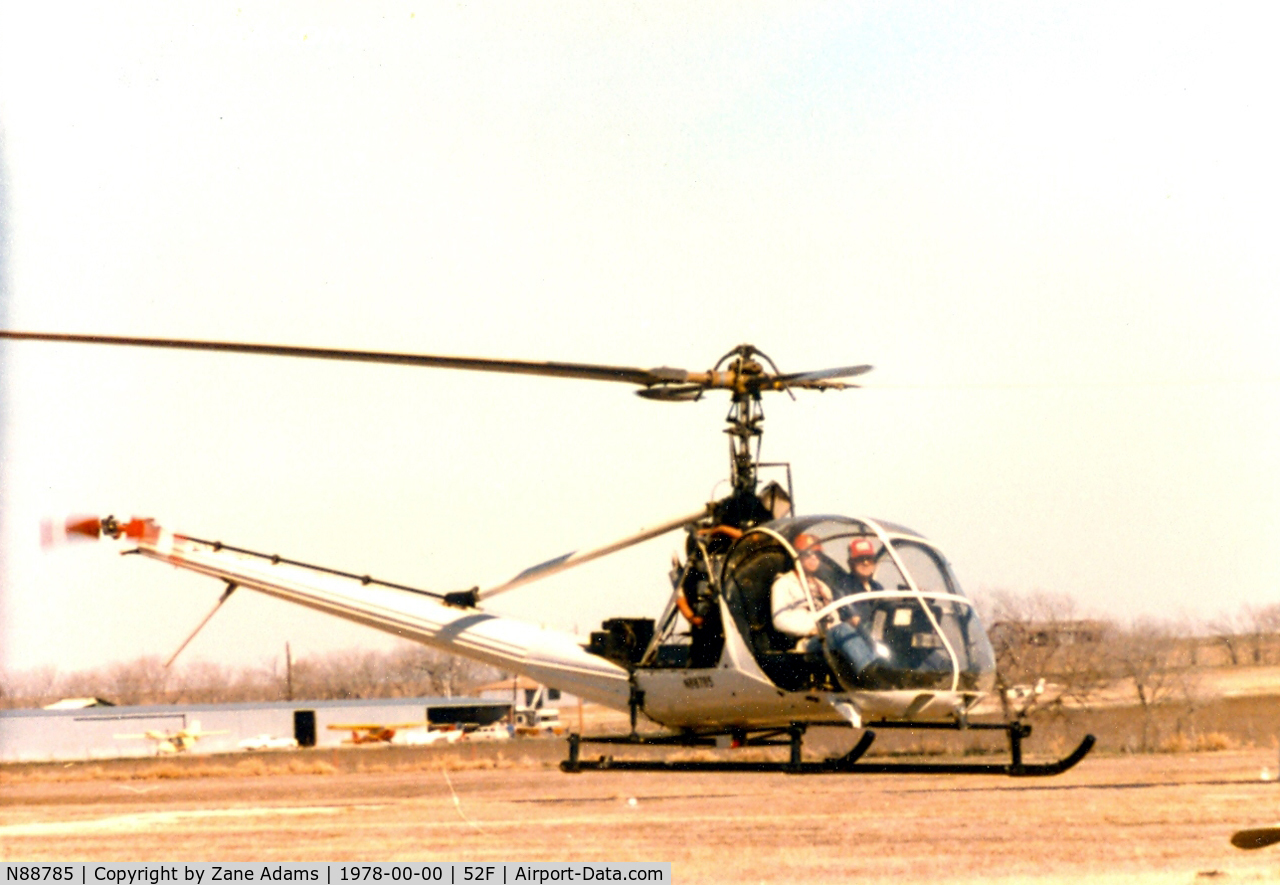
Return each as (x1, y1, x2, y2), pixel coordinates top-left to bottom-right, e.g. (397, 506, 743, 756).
(2, 4, 1277, 677)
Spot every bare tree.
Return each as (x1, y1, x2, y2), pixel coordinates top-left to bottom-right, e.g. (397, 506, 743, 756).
(284, 644, 500, 701)
(171, 660, 244, 704)
(1, 644, 500, 709)
(290, 649, 383, 699)
(1113, 619, 1192, 751)
(101, 656, 172, 706)
(0, 665, 61, 708)
(1244, 603, 1280, 665)
(984, 589, 1114, 718)
(1207, 609, 1246, 666)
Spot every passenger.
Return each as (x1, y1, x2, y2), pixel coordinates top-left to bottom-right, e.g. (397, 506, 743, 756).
(771, 533, 835, 650)
(823, 537, 889, 687)
(846, 537, 883, 594)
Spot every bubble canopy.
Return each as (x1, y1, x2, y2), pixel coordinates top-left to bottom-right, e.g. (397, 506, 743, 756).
(720, 516, 997, 694)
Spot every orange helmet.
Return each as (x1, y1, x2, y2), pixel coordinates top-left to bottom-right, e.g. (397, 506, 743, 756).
(849, 537, 876, 560)
(793, 533, 821, 553)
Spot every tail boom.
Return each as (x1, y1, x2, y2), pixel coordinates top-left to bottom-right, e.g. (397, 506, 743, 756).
(124, 523, 631, 709)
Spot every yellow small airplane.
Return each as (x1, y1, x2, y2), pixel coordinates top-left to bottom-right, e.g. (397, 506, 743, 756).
(327, 722, 426, 744)
(114, 720, 227, 754)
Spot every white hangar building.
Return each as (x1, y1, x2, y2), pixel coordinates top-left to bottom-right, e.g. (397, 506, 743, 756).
(0, 696, 511, 763)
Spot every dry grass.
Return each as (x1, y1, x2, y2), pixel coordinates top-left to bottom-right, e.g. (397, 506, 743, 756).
(0, 756, 341, 785)
(356, 751, 553, 773)
(1158, 731, 1238, 754)
(0, 743, 571, 786)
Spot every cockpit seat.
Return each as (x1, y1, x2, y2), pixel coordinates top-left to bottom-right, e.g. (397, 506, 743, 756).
(737, 556, 838, 689)
(730, 548, 799, 655)
(755, 649, 838, 692)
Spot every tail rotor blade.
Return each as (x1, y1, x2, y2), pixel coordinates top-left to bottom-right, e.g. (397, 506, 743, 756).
(41, 515, 104, 549)
(41, 515, 158, 549)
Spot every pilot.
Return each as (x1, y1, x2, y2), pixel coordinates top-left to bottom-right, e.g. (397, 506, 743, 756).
(846, 537, 883, 594)
(771, 533, 835, 650)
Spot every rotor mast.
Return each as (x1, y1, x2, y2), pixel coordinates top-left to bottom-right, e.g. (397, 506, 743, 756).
(719, 345, 770, 500)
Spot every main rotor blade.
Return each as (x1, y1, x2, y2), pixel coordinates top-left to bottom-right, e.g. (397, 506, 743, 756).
(474, 505, 712, 603)
(0, 331, 691, 388)
(772, 364, 874, 384)
(2, 330, 873, 396)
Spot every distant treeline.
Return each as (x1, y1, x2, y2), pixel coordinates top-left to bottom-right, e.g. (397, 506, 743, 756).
(0, 643, 502, 710)
(980, 591, 1280, 751)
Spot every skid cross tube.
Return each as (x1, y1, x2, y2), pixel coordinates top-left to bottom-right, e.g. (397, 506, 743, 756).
(560, 720, 1095, 776)
(562, 728, 879, 774)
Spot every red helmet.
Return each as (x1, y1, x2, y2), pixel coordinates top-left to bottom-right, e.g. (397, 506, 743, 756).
(849, 538, 876, 560)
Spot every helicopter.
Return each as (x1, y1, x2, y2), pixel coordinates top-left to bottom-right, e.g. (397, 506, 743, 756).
(3, 330, 1094, 775)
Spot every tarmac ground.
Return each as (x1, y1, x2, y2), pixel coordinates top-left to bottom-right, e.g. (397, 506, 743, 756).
(4, 742, 1280, 883)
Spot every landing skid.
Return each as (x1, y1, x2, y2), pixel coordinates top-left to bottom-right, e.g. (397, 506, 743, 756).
(561, 720, 1095, 777)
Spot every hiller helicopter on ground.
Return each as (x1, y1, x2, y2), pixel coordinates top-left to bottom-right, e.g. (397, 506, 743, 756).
(4, 331, 1094, 775)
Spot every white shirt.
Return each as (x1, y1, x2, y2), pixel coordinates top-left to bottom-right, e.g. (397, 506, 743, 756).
(771, 569, 834, 638)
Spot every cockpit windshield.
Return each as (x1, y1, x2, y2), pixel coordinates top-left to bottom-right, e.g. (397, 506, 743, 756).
(719, 516, 996, 694)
